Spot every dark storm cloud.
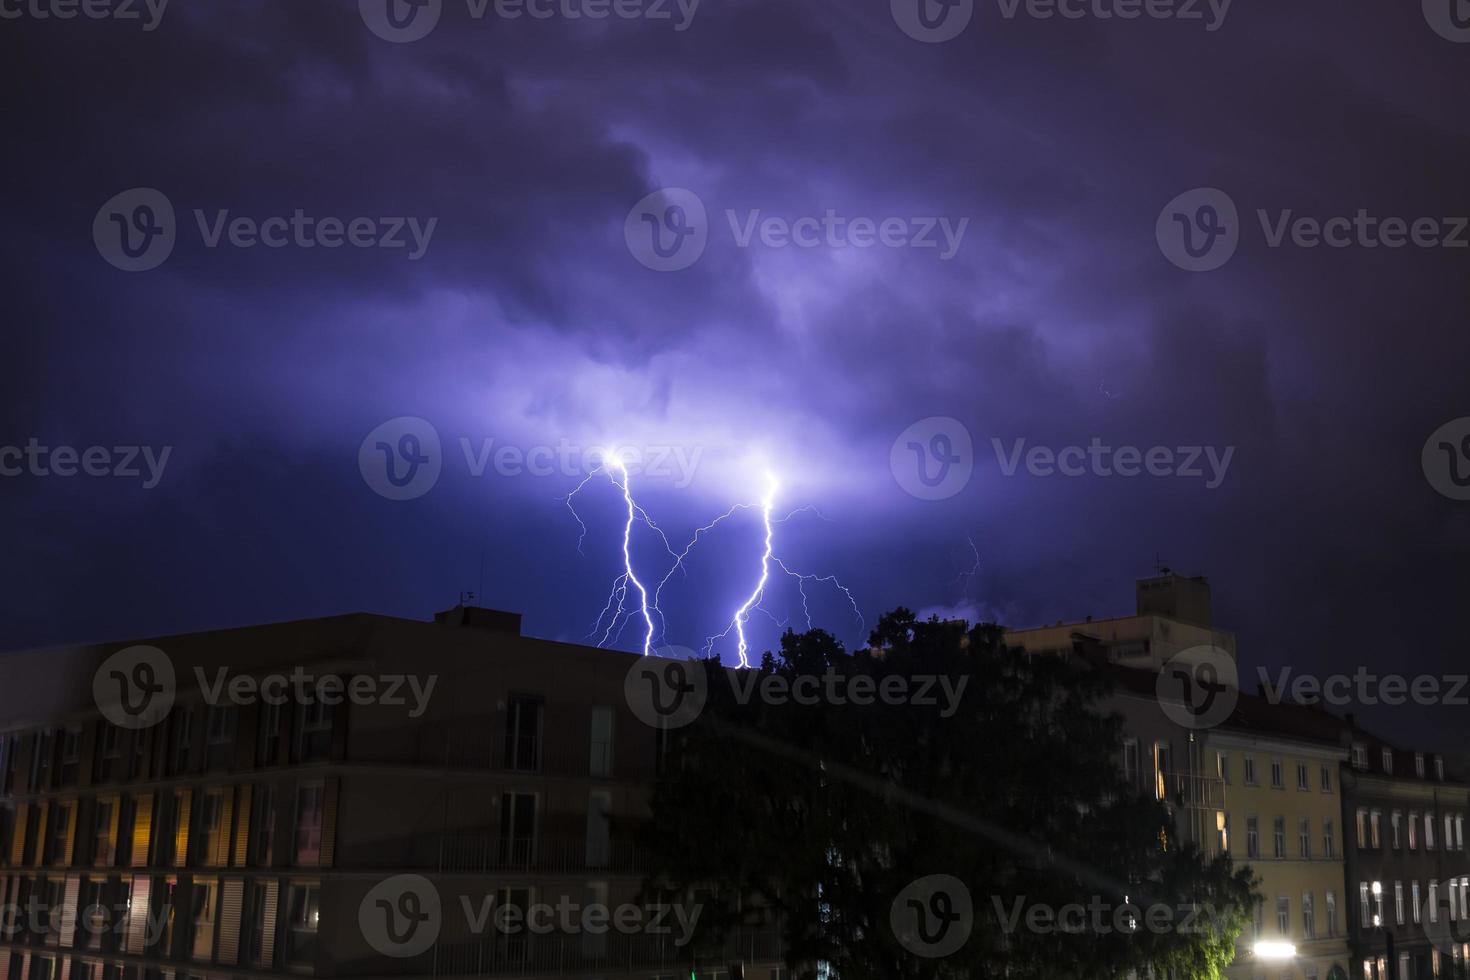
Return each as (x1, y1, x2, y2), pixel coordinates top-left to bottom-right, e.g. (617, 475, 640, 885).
(3, 0, 1469, 743)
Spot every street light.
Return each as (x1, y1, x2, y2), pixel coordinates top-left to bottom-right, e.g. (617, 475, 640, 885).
(1254, 941, 1298, 960)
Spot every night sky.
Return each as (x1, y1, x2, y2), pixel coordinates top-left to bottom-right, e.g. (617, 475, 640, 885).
(4, 0, 1469, 745)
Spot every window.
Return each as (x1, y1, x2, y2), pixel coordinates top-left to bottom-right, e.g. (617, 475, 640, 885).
(1373, 880, 1384, 924)
(1392, 810, 1402, 849)
(1325, 891, 1337, 937)
(1447, 814, 1455, 852)
(1427, 812, 1437, 850)
(1352, 744, 1368, 770)
(1217, 752, 1230, 784)
(1244, 755, 1257, 785)
(1431, 881, 1440, 923)
(294, 784, 324, 866)
(1273, 817, 1286, 858)
(1357, 808, 1368, 848)
(1360, 882, 1371, 928)
(201, 789, 228, 866)
(585, 790, 611, 868)
(1396, 881, 1404, 925)
(285, 883, 319, 966)
(258, 701, 281, 764)
(251, 785, 276, 867)
(1247, 817, 1260, 858)
(191, 878, 217, 960)
(93, 798, 116, 865)
(1410, 812, 1419, 849)
(206, 707, 235, 746)
(1299, 817, 1311, 858)
(499, 792, 537, 864)
(1302, 892, 1315, 938)
(1436, 755, 1445, 780)
(504, 696, 543, 773)
(1297, 763, 1309, 790)
(1417, 752, 1427, 777)
(1324, 820, 1335, 858)
(1276, 896, 1290, 934)
(1452, 880, 1460, 921)
(50, 801, 74, 864)
(589, 706, 614, 778)
(1154, 741, 1172, 801)
(1413, 881, 1422, 923)
(1320, 765, 1332, 792)
(1457, 815, 1465, 850)
(1123, 738, 1140, 785)
(1271, 759, 1285, 789)
(1382, 748, 1394, 774)
(1371, 810, 1381, 848)
(1219, 811, 1231, 854)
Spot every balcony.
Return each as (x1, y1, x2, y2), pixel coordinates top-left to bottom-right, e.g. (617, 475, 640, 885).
(1155, 771, 1226, 810)
(428, 929, 784, 978)
(437, 835, 651, 875)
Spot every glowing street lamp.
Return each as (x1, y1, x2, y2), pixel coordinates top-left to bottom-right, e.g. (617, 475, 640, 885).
(1253, 941, 1297, 960)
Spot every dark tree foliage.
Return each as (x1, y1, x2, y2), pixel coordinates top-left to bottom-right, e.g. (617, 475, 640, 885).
(642, 608, 1258, 979)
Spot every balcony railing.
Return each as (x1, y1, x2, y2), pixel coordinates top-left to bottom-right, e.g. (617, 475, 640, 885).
(429, 929, 784, 978)
(437, 835, 651, 874)
(1155, 771, 1225, 810)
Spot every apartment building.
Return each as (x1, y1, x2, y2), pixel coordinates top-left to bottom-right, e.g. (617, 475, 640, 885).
(1006, 571, 1238, 671)
(0, 608, 783, 980)
(1203, 693, 1353, 980)
(1340, 723, 1470, 980)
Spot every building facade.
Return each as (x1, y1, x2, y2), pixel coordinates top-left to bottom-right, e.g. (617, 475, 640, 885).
(1339, 723, 1470, 980)
(0, 609, 783, 980)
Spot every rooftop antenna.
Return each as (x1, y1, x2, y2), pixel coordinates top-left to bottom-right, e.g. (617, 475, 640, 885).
(459, 590, 476, 606)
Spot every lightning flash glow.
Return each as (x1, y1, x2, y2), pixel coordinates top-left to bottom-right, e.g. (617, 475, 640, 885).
(562, 451, 862, 663)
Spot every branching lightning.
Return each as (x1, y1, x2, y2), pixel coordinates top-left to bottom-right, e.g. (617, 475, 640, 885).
(563, 448, 863, 663)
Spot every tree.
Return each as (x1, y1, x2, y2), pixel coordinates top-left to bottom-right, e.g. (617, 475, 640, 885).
(642, 608, 1258, 979)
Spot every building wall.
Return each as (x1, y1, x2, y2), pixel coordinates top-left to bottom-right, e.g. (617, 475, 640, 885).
(1205, 731, 1352, 980)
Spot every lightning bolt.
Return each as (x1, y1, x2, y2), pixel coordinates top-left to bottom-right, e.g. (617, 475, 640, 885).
(564, 451, 863, 663)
